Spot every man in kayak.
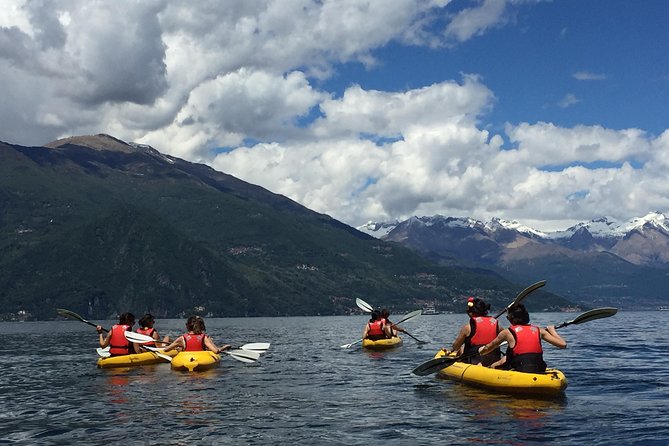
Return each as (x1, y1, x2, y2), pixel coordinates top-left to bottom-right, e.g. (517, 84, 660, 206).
(96, 312, 141, 356)
(442, 297, 502, 366)
(479, 303, 567, 372)
(362, 310, 388, 341)
(161, 316, 231, 354)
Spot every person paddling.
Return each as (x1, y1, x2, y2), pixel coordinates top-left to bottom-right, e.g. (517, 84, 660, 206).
(135, 313, 170, 348)
(479, 303, 567, 372)
(380, 308, 405, 338)
(362, 310, 387, 341)
(161, 316, 231, 354)
(96, 312, 140, 356)
(442, 297, 502, 366)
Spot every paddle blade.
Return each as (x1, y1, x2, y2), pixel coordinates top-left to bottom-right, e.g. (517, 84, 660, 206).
(494, 280, 547, 319)
(56, 308, 84, 322)
(412, 356, 458, 376)
(124, 331, 155, 344)
(395, 309, 422, 325)
(356, 298, 374, 313)
(142, 345, 173, 361)
(96, 347, 111, 358)
(240, 342, 270, 352)
(555, 307, 618, 329)
(225, 349, 260, 363)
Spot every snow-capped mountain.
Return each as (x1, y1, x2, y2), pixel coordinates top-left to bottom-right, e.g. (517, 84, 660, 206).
(357, 212, 669, 308)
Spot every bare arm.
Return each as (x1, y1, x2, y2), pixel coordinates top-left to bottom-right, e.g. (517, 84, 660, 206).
(162, 336, 185, 353)
(97, 326, 111, 348)
(362, 324, 369, 339)
(204, 336, 230, 354)
(541, 326, 567, 349)
(447, 323, 471, 353)
(479, 330, 514, 355)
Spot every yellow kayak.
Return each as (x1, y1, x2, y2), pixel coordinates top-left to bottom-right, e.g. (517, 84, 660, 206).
(97, 349, 177, 368)
(433, 350, 568, 396)
(362, 336, 402, 350)
(171, 350, 221, 372)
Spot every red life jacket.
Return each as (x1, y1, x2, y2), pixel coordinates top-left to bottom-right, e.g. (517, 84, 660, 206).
(109, 324, 132, 356)
(468, 316, 499, 346)
(509, 325, 543, 355)
(367, 320, 385, 337)
(136, 327, 156, 346)
(183, 333, 206, 351)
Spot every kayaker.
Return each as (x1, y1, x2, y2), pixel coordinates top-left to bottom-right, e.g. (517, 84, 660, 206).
(96, 312, 140, 356)
(136, 313, 170, 347)
(479, 303, 567, 372)
(442, 297, 502, 366)
(161, 316, 231, 354)
(380, 308, 405, 338)
(362, 310, 387, 341)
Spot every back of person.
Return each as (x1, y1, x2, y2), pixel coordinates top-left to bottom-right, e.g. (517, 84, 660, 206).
(506, 324, 546, 373)
(109, 323, 132, 356)
(464, 315, 500, 366)
(183, 333, 206, 351)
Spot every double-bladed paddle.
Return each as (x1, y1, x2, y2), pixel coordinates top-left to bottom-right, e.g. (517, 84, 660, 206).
(354, 298, 427, 344)
(142, 345, 260, 363)
(412, 306, 618, 376)
(56, 308, 108, 332)
(341, 308, 422, 349)
(123, 331, 270, 353)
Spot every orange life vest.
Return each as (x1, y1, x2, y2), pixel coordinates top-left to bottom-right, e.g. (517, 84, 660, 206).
(509, 325, 543, 355)
(367, 320, 385, 337)
(136, 327, 156, 346)
(109, 324, 132, 356)
(468, 316, 499, 346)
(183, 333, 206, 351)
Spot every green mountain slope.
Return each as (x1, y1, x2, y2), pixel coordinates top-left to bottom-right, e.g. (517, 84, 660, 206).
(0, 135, 572, 320)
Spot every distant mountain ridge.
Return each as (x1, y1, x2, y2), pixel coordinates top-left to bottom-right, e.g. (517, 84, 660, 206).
(358, 213, 669, 308)
(0, 134, 573, 320)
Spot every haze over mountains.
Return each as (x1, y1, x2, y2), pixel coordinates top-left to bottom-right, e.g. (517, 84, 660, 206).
(359, 214, 669, 309)
(0, 134, 574, 321)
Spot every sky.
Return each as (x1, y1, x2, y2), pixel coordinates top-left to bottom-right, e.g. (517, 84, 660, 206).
(1, 0, 668, 231)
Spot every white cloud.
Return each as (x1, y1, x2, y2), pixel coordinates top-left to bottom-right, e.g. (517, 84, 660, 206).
(573, 71, 607, 81)
(0, 0, 667, 232)
(558, 93, 580, 108)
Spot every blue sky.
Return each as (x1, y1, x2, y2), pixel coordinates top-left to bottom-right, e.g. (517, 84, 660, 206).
(1, 0, 668, 231)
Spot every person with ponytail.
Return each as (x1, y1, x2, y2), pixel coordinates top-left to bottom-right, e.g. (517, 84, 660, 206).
(441, 297, 502, 366)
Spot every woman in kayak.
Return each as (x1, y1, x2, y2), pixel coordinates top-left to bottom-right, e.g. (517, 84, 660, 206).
(442, 297, 502, 366)
(380, 308, 405, 338)
(362, 310, 388, 341)
(479, 303, 567, 372)
(96, 312, 140, 356)
(162, 316, 231, 354)
(135, 313, 170, 347)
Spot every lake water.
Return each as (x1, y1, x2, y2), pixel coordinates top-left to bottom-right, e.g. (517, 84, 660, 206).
(1, 311, 667, 445)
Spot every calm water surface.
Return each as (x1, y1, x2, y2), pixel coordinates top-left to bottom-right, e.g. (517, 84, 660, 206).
(1, 311, 667, 445)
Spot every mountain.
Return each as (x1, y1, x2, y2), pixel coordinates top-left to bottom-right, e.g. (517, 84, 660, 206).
(359, 214, 669, 308)
(0, 134, 572, 320)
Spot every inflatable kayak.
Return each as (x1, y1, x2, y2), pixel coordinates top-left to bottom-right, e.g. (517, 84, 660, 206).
(433, 350, 568, 396)
(362, 336, 402, 350)
(97, 349, 177, 369)
(171, 351, 220, 372)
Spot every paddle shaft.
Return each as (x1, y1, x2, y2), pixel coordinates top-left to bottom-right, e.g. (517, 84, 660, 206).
(493, 280, 546, 319)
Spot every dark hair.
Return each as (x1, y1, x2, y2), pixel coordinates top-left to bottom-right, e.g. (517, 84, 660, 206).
(370, 310, 381, 322)
(139, 313, 155, 328)
(380, 309, 390, 319)
(192, 318, 206, 334)
(119, 312, 135, 326)
(507, 303, 530, 325)
(467, 298, 490, 317)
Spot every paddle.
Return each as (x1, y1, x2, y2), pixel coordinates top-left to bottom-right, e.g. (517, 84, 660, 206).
(412, 307, 618, 376)
(493, 280, 546, 319)
(354, 298, 427, 344)
(56, 308, 108, 332)
(97, 347, 111, 357)
(341, 309, 422, 349)
(123, 331, 270, 353)
(143, 345, 260, 363)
